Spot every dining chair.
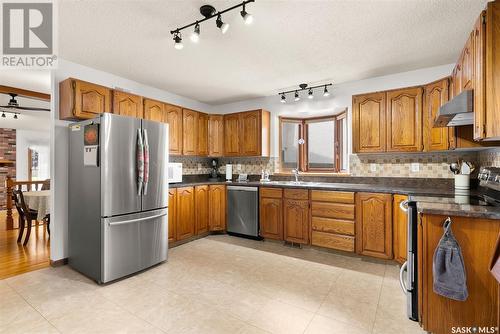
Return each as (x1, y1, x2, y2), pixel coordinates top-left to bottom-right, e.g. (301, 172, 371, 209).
(12, 190, 39, 245)
(41, 180, 50, 190)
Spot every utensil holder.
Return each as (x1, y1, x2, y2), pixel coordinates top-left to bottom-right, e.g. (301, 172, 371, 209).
(455, 174, 470, 190)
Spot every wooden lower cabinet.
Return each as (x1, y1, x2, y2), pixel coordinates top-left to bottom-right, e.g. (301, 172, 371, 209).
(208, 185, 226, 231)
(355, 192, 393, 259)
(283, 189, 309, 244)
(259, 188, 283, 240)
(175, 187, 195, 241)
(168, 188, 176, 243)
(393, 194, 408, 264)
(194, 185, 209, 235)
(419, 214, 499, 334)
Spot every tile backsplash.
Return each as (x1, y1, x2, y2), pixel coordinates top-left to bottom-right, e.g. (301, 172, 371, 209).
(170, 150, 500, 179)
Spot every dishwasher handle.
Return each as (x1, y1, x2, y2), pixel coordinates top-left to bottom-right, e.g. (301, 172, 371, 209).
(227, 186, 258, 192)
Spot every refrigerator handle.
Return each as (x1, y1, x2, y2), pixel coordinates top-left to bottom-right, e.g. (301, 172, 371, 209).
(143, 129, 149, 196)
(137, 128, 144, 195)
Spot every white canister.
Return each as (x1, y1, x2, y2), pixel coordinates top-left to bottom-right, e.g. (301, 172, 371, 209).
(226, 164, 233, 182)
(454, 174, 470, 190)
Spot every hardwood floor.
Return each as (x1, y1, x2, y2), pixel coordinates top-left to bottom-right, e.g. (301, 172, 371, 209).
(0, 210, 50, 279)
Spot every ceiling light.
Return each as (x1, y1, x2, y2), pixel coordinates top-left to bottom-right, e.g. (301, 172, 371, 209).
(308, 89, 314, 99)
(294, 91, 300, 102)
(280, 93, 286, 103)
(240, 4, 253, 24)
(323, 85, 330, 97)
(13, 114, 18, 119)
(173, 32, 183, 50)
(190, 23, 200, 43)
(216, 14, 229, 34)
(1, 113, 5, 118)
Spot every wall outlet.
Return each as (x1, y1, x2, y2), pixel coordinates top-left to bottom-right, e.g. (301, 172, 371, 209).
(197, 163, 202, 171)
(410, 163, 420, 172)
(236, 164, 242, 171)
(370, 163, 377, 172)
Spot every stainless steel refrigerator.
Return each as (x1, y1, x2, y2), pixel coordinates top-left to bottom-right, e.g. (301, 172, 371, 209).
(68, 113, 168, 284)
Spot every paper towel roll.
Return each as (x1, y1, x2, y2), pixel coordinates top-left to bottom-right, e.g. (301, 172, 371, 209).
(226, 164, 233, 181)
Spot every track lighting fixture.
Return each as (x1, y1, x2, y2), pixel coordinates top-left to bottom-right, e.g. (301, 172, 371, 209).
(173, 32, 183, 50)
(190, 23, 200, 43)
(278, 83, 333, 103)
(240, 3, 253, 24)
(0, 110, 20, 119)
(216, 14, 229, 34)
(170, 0, 254, 49)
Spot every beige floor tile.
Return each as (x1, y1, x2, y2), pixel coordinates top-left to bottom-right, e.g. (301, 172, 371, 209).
(236, 324, 271, 334)
(304, 314, 370, 334)
(247, 299, 314, 334)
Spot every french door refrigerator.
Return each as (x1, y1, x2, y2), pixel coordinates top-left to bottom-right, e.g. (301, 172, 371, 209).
(68, 113, 169, 284)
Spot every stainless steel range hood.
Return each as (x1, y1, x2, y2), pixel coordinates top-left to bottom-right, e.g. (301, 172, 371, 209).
(434, 90, 473, 127)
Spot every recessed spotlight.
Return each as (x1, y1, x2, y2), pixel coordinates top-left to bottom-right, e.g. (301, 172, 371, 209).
(190, 23, 200, 43)
(294, 91, 300, 102)
(173, 32, 183, 50)
(280, 93, 286, 103)
(308, 89, 314, 99)
(216, 14, 229, 34)
(240, 4, 253, 24)
(323, 85, 330, 97)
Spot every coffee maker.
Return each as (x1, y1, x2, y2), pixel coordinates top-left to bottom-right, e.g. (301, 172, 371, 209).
(208, 159, 221, 181)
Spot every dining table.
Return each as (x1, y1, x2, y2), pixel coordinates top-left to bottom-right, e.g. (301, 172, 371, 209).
(23, 190, 50, 221)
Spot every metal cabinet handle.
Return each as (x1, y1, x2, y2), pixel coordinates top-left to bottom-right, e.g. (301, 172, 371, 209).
(399, 199, 409, 212)
(399, 261, 408, 294)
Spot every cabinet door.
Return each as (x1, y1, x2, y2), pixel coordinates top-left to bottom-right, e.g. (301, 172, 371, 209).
(144, 99, 166, 123)
(165, 104, 183, 155)
(474, 11, 486, 140)
(197, 113, 209, 156)
(355, 192, 393, 259)
(352, 92, 386, 153)
(259, 197, 283, 240)
(423, 79, 449, 151)
(70, 79, 112, 119)
(208, 115, 224, 157)
(386, 87, 423, 152)
(168, 189, 176, 243)
(393, 194, 408, 265)
(461, 33, 474, 91)
(208, 185, 226, 231)
(224, 114, 240, 156)
(454, 62, 463, 97)
(112, 91, 143, 118)
(195, 185, 209, 235)
(176, 187, 195, 241)
(239, 110, 261, 156)
(283, 199, 309, 244)
(182, 109, 198, 156)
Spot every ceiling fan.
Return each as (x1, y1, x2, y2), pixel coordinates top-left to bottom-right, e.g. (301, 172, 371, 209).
(0, 93, 50, 112)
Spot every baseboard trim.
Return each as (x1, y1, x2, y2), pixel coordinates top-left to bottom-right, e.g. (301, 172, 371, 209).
(50, 258, 68, 267)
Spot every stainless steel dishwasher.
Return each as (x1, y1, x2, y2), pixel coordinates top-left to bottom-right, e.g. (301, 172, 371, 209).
(227, 185, 259, 238)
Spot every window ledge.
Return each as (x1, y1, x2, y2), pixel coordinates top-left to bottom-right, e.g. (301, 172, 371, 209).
(273, 171, 350, 177)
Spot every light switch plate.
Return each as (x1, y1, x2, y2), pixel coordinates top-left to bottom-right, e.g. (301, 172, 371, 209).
(370, 164, 377, 172)
(410, 163, 420, 172)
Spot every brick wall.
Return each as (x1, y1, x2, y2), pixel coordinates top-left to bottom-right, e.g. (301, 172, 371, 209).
(0, 128, 16, 209)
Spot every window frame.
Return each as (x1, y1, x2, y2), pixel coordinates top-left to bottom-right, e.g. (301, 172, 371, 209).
(279, 110, 347, 173)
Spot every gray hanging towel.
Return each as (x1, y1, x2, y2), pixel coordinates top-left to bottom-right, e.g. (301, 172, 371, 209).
(432, 217, 468, 301)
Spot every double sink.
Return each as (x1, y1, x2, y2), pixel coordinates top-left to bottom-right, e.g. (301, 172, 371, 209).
(260, 180, 321, 187)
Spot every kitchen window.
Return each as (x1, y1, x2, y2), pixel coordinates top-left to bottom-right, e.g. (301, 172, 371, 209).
(279, 111, 347, 173)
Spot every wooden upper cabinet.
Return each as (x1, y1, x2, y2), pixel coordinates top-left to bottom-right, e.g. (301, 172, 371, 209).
(461, 33, 474, 91)
(474, 11, 486, 140)
(208, 185, 226, 231)
(423, 79, 450, 151)
(112, 91, 143, 118)
(59, 78, 111, 120)
(239, 110, 261, 156)
(283, 198, 309, 244)
(144, 99, 166, 122)
(224, 113, 240, 156)
(197, 113, 209, 156)
(352, 92, 386, 153)
(393, 194, 408, 265)
(182, 109, 198, 155)
(165, 104, 183, 155)
(386, 87, 423, 152)
(484, 1, 500, 140)
(355, 192, 393, 259)
(168, 189, 176, 243)
(194, 185, 209, 235)
(176, 187, 195, 241)
(208, 115, 224, 157)
(454, 62, 463, 97)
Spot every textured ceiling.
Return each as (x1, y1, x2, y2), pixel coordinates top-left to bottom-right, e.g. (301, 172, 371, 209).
(58, 0, 488, 105)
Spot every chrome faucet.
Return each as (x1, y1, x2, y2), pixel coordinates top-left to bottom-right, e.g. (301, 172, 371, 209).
(292, 168, 300, 183)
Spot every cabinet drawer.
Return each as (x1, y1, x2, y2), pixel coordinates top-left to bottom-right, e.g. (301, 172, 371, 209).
(311, 231, 355, 252)
(311, 202, 355, 220)
(260, 187, 283, 198)
(310, 190, 354, 204)
(284, 188, 309, 200)
(311, 217, 355, 236)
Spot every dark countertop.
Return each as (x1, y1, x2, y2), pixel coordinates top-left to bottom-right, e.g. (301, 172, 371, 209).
(417, 202, 500, 220)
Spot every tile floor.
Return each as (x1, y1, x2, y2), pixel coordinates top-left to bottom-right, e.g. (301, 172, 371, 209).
(0, 235, 425, 334)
